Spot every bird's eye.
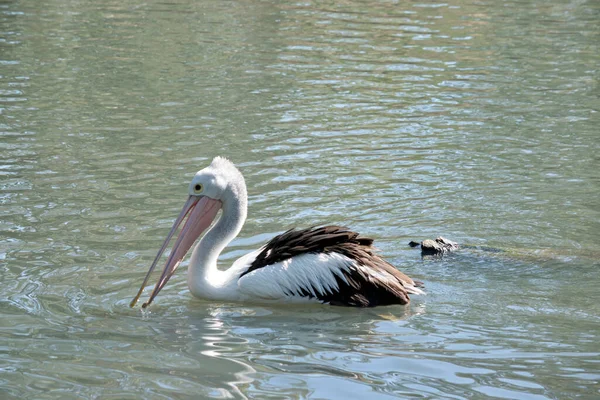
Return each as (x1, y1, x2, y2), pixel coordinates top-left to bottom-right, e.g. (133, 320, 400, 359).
(194, 183, 203, 193)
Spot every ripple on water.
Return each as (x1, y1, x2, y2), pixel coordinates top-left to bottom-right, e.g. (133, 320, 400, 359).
(1, 0, 599, 398)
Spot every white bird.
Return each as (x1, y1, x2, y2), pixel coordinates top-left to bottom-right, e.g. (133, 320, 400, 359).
(131, 157, 425, 308)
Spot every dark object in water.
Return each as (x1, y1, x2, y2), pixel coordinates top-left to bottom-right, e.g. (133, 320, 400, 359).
(409, 237, 460, 256)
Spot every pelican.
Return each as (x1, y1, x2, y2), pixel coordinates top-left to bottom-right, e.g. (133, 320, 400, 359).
(131, 157, 425, 308)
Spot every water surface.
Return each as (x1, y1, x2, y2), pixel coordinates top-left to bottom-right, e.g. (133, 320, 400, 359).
(1, 0, 599, 398)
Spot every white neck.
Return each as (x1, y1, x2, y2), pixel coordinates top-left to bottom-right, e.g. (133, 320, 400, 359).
(187, 184, 247, 300)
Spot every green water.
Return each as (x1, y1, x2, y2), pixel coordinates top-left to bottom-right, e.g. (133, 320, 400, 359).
(2, 0, 599, 398)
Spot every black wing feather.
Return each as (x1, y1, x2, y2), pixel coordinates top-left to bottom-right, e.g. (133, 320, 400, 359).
(240, 226, 424, 307)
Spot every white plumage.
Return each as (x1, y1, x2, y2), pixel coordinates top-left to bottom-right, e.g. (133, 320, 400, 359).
(238, 252, 353, 301)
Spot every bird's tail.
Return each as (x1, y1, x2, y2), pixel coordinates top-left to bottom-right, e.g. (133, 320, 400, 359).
(405, 281, 426, 296)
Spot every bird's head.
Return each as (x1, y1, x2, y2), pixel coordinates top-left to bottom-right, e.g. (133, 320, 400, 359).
(130, 157, 244, 308)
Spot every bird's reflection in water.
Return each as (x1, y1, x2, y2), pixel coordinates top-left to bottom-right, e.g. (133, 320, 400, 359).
(180, 301, 426, 395)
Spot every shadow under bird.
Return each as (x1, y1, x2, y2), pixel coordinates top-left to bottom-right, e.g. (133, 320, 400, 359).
(130, 157, 425, 308)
